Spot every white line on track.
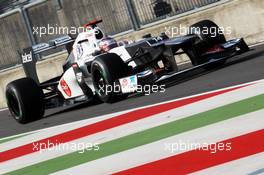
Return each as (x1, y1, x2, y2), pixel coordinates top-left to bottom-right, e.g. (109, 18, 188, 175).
(249, 41, 264, 48)
(0, 108, 7, 112)
(0, 109, 132, 142)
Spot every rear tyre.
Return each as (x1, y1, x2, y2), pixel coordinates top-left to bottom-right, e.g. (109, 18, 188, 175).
(6, 78, 45, 124)
(91, 53, 130, 103)
(189, 20, 227, 66)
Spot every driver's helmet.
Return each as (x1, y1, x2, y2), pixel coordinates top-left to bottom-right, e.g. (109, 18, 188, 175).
(99, 37, 118, 52)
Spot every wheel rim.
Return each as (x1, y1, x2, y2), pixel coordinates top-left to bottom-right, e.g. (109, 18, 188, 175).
(93, 69, 107, 97)
(7, 92, 22, 119)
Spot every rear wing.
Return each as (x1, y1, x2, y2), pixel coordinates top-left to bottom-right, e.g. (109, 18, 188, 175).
(21, 35, 75, 84)
(83, 19, 102, 28)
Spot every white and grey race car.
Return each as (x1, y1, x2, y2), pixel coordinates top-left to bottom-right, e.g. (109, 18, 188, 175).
(6, 19, 250, 123)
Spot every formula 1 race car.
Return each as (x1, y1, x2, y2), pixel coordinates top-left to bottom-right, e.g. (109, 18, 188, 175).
(6, 19, 250, 123)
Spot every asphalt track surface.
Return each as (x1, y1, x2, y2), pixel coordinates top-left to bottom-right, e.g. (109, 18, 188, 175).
(0, 44, 264, 138)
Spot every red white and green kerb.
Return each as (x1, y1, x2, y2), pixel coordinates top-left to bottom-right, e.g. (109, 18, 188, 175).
(0, 80, 264, 175)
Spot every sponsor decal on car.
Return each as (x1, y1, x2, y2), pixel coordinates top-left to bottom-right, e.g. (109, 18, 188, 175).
(119, 75, 138, 93)
(60, 79, 72, 97)
(22, 51, 33, 63)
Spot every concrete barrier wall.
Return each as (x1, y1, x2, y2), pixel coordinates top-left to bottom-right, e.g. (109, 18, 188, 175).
(0, 0, 263, 108)
(115, 0, 264, 44)
(0, 10, 31, 69)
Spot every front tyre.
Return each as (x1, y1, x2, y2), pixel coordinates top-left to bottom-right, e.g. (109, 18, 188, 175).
(6, 78, 45, 124)
(91, 53, 130, 103)
(189, 20, 227, 66)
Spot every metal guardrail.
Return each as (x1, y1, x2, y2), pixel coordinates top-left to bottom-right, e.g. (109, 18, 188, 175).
(0, 0, 32, 14)
(130, 0, 220, 25)
(0, 0, 221, 70)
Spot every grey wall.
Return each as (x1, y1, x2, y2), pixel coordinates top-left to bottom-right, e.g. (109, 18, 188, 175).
(0, 0, 220, 70)
(0, 10, 31, 69)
